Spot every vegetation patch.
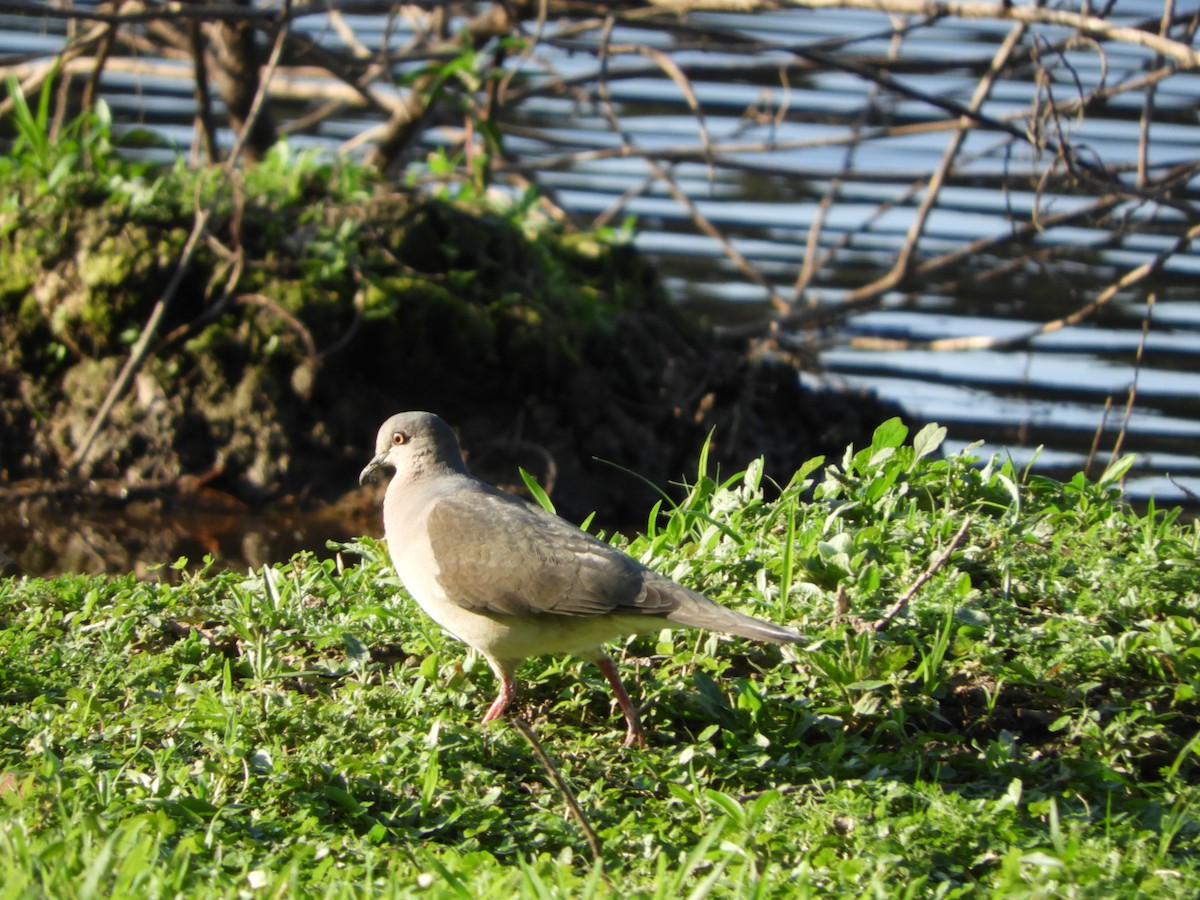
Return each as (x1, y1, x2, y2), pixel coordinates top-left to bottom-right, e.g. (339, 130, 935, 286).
(0, 98, 894, 532)
(2, 423, 1197, 895)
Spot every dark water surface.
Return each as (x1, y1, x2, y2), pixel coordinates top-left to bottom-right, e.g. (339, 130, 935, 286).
(0, 486, 383, 578)
(4, 2, 1199, 573)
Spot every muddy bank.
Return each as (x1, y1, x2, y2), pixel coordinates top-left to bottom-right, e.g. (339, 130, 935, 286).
(1, 175, 901, 575)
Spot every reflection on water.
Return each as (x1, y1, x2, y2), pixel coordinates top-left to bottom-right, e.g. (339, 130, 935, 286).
(0, 492, 381, 579)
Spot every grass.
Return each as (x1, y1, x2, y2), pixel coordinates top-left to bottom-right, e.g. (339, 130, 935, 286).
(2, 419, 1198, 897)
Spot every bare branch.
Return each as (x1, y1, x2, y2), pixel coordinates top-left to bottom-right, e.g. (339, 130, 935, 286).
(6, 0, 1198, 391)
(872, 516, 973, 631)
(916, 221, 1200, 353)
(646, 0, 1200, 68)
(69, 5, 293, 473)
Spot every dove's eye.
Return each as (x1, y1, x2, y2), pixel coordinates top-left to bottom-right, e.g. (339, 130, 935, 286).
(391, 431, 408, 446)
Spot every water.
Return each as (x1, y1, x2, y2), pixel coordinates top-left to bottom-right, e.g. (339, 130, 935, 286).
(3, 1, 1199, 577)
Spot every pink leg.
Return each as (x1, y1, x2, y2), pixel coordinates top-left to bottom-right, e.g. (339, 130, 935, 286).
(481, 659, 518, 725)
(594, 654, 646, 748)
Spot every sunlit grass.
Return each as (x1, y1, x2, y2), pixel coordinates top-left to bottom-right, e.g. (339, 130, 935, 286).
(2, 420, 1198, 896)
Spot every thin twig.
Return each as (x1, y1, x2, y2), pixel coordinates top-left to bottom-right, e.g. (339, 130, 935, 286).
(1085, 395, 1114, 480)
(1138, 0, 1174, 190)
(850, 20, 1027, 301)
(725, 191, 1127, 341)
(810, 216, 1200, 354)
(922, 222, 1200, 353)
(792, 11, 903, 305)
(508, 717, 605, 866)
(236, 292, 319, 364)
(79, 0, 123, 138)
(68, 3, 292, 474)
(1166, 474, 1200, 505)
(593, 13, 786, 310)
(189, 16, 220, 163)
(1109, 293, 1154, 469)
(873, 516, 972, 631)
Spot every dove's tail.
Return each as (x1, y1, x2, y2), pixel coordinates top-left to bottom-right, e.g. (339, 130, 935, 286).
(649, 577, 806, 644)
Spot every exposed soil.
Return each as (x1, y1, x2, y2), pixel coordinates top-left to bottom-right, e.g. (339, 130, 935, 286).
(1, 188, 902, 576)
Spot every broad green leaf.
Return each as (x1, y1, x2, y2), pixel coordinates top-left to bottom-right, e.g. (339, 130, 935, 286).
(912, 422, 947, 461)
(871, 417, 908, 451)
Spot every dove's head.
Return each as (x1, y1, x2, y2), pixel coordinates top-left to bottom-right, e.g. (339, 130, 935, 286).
(359, 411, 468, 487)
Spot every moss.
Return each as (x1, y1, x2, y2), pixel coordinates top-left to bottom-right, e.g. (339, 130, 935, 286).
(0, 154, 895, 517)
(0, 242, 39, 309)
(199, 364, 291, 496)
(264, 278, 348, 328)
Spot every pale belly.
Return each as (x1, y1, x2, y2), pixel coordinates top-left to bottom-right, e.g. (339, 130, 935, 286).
(419, 600, 665, 663)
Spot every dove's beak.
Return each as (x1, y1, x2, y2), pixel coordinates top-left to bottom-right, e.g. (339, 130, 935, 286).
(359, 453, 389, 486)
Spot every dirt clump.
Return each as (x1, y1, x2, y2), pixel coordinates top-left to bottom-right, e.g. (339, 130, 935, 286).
(1, 190, 900, 572)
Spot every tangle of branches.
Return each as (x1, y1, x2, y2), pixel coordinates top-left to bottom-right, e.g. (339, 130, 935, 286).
(4, 0, 1198, 350)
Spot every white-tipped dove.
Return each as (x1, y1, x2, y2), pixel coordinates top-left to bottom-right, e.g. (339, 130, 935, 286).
(360, 411, 803, 747)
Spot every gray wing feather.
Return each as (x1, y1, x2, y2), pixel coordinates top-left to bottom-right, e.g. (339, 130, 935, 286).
(424, 483, 803, 644)
(426, 487, 675, 619)
(652, 570, 805, 644)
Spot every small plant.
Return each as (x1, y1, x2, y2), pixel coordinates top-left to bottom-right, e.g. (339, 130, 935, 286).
(3, 72, 135, 187)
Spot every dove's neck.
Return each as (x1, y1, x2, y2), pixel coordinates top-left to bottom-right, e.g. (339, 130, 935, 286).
(384, 456, 471, 517)
(382, 462, 475, 574)
(398, 444, 468, 484)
